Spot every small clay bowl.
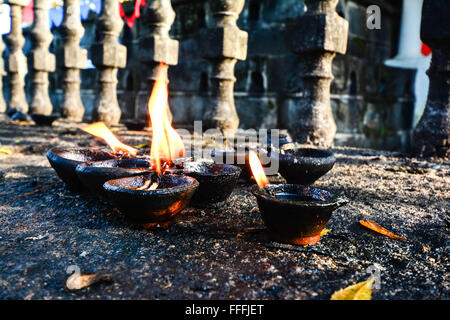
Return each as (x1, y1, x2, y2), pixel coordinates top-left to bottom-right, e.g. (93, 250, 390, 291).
(182, 161, 241, 207)
(31, 114, 59, 126)
(273, 148, 336, 185)
(75, 158, 154, 198)
(122, 119, 147, 131)
(252, 184, 348, 245)
(103, 174, 199, 228)
(46, 147, 116, 192)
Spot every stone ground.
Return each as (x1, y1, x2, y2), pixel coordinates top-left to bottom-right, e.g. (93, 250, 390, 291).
(0, 118, 448, 300)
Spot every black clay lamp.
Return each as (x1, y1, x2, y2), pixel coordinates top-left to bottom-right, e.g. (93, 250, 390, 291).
(249, 151, 347, 246)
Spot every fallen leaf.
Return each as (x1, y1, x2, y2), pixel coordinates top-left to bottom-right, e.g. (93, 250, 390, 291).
(23, 293, 34, 300)
(65, 273, 112, 291)
(133, 143, 148, 148)
(0, 147, 12, 155)
(360, 220, 407, 241)
(331, 278, 374, 300)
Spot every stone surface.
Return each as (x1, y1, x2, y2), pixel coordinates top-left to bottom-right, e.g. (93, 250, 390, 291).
(0, 119, 448, 299)
(91, 0, 127, 126)
(29, 0, 55, 115)
(413, 0, 450, 158)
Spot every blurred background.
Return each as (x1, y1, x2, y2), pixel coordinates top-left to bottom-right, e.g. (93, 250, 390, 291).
(0, 0, 432, 151)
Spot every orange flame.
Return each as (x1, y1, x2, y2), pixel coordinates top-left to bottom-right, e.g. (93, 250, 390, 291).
(249, 150, 269, 189)
(80, 122, 138, 156)
(148, 64, 185, 174)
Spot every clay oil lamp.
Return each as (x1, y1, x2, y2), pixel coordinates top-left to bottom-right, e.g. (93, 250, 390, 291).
(75, 156, 186, 198)
(122, 119, 148, 131)
(271, 147, 336, 185)
(30, 113, 59, 126)
(249, 151, 348, 246)
(47, 147, 116, 192)
(210, 134, 278, 182)
(47, 122, 139, 191)
(75, 158, 154, 197)
(182, 161, 241, 207)
(102, 64, 199, 229)
(104, 172, 198, 229)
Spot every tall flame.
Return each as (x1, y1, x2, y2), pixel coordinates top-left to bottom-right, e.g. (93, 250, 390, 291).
(80, 122, 138, 156)
(148, 64, 185, 174)
(249, 150, 269, 189)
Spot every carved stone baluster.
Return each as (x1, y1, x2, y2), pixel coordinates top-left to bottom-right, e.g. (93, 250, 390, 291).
(60, 0, 87, 121)
(29, 0, 55, 115)
(138, 0, 178, 119)
(413, 0, 450, 157)
(5, 0, 30, 113)
(0, 0, 6, 113)
(91, 0, 126, 125)
(201, 0, 248, 133)
(290, 0, 348, 147)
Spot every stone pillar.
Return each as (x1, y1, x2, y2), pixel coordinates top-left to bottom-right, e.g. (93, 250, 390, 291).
(91, 0, 126, 125)
(290, 0, 348, 147)
(5, 0, 30, 113)
(60, 0, 87, 121)
(29, 0, 55, 115)
(413, 0, 450, 157)
(201, 0, 248, 133)
(0, 0, 6, 113)
(138, 0, 178, 119)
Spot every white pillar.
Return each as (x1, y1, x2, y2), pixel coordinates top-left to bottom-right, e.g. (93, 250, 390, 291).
(384, 0, 431, 128)
(385, 0, 424, 68)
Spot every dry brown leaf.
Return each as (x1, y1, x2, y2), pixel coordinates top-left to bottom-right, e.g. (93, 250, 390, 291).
(330, 278, 374, 300)
(360, 220, 407, 241)
(65, 273, 112, 291)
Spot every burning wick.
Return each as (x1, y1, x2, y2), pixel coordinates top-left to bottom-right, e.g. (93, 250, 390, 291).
(79, 122, 138, 157)
(249, 150, 269, 189)
(136, 180, 158, 191)
(135, 162, 169, 191)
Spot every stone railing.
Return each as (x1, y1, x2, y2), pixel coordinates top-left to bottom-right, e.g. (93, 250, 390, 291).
(0, 0, 446, 156)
